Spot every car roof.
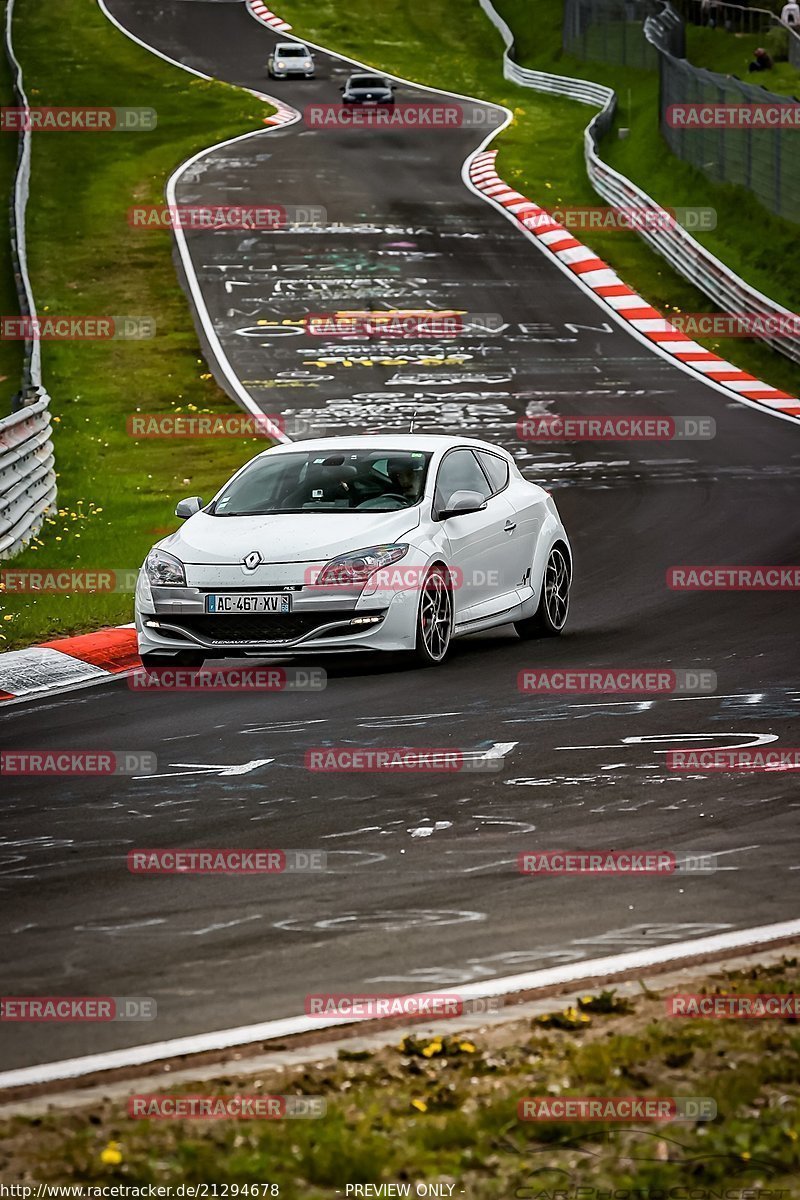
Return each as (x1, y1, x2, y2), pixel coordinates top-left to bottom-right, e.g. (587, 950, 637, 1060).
(257, 434, 511, 458)
(275, 41, 308, 50)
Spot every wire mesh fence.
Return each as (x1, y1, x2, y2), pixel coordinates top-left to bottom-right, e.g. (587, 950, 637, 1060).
(658, 57, 799, 220)
(563, 0, 800, 221)
(563, 0, 662, 65)
(676, 0, 800, 68)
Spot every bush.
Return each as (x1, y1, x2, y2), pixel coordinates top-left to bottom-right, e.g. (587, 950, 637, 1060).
(764, 26, 790, 63)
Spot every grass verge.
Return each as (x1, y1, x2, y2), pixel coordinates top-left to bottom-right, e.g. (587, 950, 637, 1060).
(496, 0, 800, 318)
(1, 957, 798, 1191)
(686, 24, 800, 97)
(0, 0, 274, 649)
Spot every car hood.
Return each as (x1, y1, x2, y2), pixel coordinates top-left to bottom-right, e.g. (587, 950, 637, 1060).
(159, 508, 422, 565)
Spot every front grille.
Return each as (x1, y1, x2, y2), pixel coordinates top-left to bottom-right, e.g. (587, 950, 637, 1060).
(159, 612, 384, 645)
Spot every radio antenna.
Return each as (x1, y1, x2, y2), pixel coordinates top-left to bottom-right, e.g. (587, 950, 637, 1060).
(409, 408, 417, 433)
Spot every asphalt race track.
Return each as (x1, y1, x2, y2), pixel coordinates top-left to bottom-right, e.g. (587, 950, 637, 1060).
(1, 0, 799, 1073)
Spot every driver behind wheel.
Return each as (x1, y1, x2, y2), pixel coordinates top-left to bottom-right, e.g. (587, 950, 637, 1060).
(386, 456, 425, 503)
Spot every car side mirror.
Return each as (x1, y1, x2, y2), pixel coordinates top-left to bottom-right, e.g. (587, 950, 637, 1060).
(175, 496, 203, 519)
(438, 490, 487, 520)
(339, 85, 345, 92)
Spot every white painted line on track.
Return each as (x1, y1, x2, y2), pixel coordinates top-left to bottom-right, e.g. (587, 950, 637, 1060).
(97, 0, 296, 441)
(2, 918, 798, 1091)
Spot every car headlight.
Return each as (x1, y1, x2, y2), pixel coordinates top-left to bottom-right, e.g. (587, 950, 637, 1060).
(304, 59, 312, 67)
(277, 60, 285, 68)
(144, 548, 186, 587)
(316, 544, 408, 587)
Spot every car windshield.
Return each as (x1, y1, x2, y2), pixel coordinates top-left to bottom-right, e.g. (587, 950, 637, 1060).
(351, 76, 387, 88)
(212, 449, 433, 516)
(278, 45, 306, 55)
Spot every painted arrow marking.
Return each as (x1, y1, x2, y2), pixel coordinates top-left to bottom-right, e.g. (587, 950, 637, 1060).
(135, 759, 274, 780)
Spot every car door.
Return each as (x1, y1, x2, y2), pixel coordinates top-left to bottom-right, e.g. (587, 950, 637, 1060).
(476, 449, 543, 597)
(433, 448, 520, 622)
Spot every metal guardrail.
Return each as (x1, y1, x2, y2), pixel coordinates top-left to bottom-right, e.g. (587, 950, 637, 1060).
(479, 0, 800, 365)
(1, 0, 57, 559)
(0, 388, 56, 557)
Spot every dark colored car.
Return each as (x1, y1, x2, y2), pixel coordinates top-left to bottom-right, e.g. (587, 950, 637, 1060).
(340, 73, 395, 104)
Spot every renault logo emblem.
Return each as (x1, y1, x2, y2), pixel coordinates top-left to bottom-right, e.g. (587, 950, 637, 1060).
(242, 550, 262, 571)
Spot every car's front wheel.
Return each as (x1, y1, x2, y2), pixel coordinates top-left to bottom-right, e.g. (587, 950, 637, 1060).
(412, 566, 453, 666)
(515, 545, 571, 639)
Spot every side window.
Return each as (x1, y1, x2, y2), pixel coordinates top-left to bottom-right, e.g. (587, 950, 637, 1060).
(477, 451, 509, 495)
(434, 449, 493, 512)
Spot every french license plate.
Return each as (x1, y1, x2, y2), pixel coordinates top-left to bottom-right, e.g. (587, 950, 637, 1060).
(205, 593, 291, 614)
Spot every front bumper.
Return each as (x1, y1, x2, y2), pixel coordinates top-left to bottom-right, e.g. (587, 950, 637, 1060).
(270, 64, 314, 76)
(135, 569, 420, 656)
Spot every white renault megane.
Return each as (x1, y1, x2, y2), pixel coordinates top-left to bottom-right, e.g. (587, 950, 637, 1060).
(135, 435, 572, 669)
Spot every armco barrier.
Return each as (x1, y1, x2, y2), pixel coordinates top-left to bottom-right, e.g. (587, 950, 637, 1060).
(479, 0, 800, 366)
(0, 388, 56, 558)
(2, 0, 57, 557)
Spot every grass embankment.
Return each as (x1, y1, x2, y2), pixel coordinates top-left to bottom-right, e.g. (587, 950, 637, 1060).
(2, 958, 799, 1192)
(0, 0, 274, 648)
(0, 8, 25, 393)
(687, 24, 800, 97)
(496, 0, 800, 322)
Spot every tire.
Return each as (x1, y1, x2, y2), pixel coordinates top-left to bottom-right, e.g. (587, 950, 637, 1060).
(412, 565, 453, 666)
(140, 651, 206, 671)
(515, 545, 571, 639)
